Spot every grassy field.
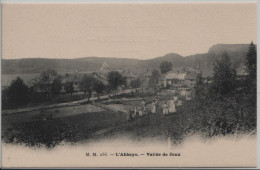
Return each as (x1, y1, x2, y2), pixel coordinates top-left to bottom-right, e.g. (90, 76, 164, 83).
(2, 95, 192, 148)
(2, 108, 128, 148)
(3, 90, 255, 149)
(98, 101, 192, 144)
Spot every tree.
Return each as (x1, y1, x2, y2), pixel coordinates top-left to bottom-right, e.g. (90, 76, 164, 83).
(6, 77, 30, 107)
(194, 71, 208, 102)
(195, 72, 203, 94)
(65, 83, 74, 95)
(2, 89, 9, 109)
(50, 76, 62, 96)
(160, 61, 172, 74)
(149, 69, 161, 92)
(130, 78, 141, 89)
(93, 79, 106, 99)
(79, 75, 96, 99)
(121, 76, 127, 87)
(38, 69, 59, 99)
(245, 42, 257, 106)
(246, 42, 256, 81)
(107, 71, 124, 91)
(211, 52, 237, 95)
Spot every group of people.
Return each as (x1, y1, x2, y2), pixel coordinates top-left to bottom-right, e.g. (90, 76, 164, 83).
(128, 99, 146, 121)
(128, 95, 183, 121)
(151, 96, 182, 115)
(161, 96, 183, 115)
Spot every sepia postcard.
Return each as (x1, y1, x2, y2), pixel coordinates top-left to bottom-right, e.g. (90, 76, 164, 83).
(1, 1, 258, 168)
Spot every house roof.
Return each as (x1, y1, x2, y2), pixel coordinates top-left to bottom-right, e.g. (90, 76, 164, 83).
(62, 72, 99, 83)
(164, 71, 198, 80)
(184, 71, 198, 80)
(100, 69, 138, 79)
(121, 72, 138, 78)
(62, 72, 109, 85)
(63, 73, 86, 83)
(165, 73, 186, 80)
(99, 70, 123, 77)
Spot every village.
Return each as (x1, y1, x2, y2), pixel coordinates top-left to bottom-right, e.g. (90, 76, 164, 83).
(2, 45, 255, 148)
(2, 61, 209, 117)
(1, 60, 210, 146)
(1, 2, 257, 168)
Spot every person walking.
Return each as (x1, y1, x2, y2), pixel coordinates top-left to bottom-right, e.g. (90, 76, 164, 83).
(177, 99, 182, 106)
(128, 108, 133, 121)
(138, 107, 143, 117)
(151, 99, 156, 114)
(141, 99, 146, 114)
(133, 107, 138, 118)
(173, 96, 178, 102)
(167, 96, 176, 114)
(162, 100, 169, 115)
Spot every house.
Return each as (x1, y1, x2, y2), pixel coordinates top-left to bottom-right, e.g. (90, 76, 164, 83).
(99, 68, 139, 88)
(62, 73, 88, 92)
(143, 72, 152, 80)
(162, 66, 201, 88)
(163, 72, 186, 88)
(183, 71, 198, 88)
(121, 70, 138, 87)
(137, 71, 152, 89)
(61, 72, 107, 93)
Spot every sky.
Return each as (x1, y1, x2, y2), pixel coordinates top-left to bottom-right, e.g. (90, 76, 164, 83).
(2, 2, 257, 60)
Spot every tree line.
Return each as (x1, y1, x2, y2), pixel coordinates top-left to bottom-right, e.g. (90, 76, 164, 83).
(191, 42, 256, 136)
(2, 70, 142, 109)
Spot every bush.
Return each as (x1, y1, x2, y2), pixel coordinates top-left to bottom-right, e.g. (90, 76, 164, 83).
(52, 94, 87, 103)
(3, 118, 77, 148)
(2, 77, 30, 109)
(30, 92, 50, 104)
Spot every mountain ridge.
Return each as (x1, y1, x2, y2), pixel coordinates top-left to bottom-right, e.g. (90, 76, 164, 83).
(2, 44, 252, 76)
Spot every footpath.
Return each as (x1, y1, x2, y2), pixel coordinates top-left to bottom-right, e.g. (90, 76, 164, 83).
(2, 89, 137, 115)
